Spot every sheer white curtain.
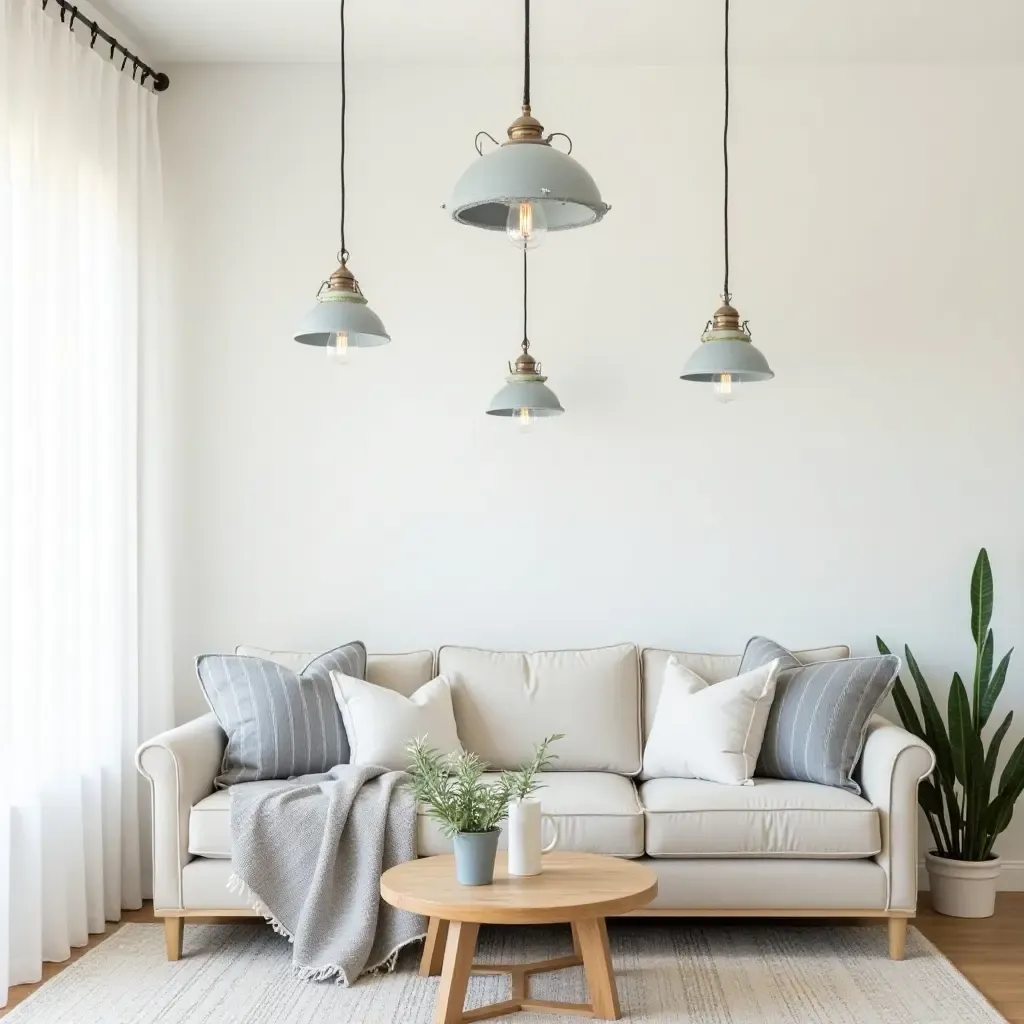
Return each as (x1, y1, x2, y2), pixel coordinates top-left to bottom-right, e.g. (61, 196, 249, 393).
(0, 0, 172, 1004)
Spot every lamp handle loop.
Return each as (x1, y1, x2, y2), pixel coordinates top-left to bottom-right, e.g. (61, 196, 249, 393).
(474, 131, 501, 156)
(546, 132, 573, 155)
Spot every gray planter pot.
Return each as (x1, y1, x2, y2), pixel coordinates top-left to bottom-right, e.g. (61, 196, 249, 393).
(452, 829, 501, 886)
(926, 851, 1002, 918)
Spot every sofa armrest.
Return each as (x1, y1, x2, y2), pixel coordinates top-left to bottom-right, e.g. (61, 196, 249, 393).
(136, 713, 226, 911)
(855, 714, 936, 913)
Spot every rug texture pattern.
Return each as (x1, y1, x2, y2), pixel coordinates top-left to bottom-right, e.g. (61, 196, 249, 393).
(4, 921, 1005, 1023)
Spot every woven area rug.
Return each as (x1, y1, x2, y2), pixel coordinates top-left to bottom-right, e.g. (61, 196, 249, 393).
(5, 920, 1004, 1023)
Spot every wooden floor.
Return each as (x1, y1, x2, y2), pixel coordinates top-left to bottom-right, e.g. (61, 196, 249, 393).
(3, 895, 1023, 1019)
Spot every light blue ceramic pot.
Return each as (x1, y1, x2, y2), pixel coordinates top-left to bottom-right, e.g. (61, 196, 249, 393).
(453, 830, 501, 886)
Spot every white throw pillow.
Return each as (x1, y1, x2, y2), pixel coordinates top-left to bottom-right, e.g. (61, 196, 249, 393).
(330, 671, 462, 771)
(642, 656, 781, 785)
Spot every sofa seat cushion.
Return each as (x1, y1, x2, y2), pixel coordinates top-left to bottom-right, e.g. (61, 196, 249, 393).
(640, 777, 880, 858)
(190, 772, 645, 860)
(418, 772, 644, 858)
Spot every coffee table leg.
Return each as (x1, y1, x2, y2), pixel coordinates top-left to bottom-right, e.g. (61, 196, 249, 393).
(435, 920, 480, 1024)
(575, 917, 620, 1020)
(421, 917, 450, 977)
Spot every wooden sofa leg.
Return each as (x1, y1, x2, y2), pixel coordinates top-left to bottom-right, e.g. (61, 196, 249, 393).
(887, 917, 907, 961)
(164, 917, 184, 961)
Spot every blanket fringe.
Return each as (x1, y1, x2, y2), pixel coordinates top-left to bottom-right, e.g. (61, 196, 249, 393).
(226, 873, 426, 986)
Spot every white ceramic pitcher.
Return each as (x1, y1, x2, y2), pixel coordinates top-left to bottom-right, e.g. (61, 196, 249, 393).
(507, 798, 558, 876)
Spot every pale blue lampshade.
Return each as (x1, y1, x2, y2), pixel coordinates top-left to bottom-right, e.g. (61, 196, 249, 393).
(680, 339, 773, 382)
(680, 300, 773, 383)
(486, 346, 564, 418)
(449, 113, 609, 232)
(486, 379, 564, 417)
(294, 261, 390, 347)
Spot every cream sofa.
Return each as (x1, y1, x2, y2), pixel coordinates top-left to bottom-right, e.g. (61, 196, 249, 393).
(137, 642, 934, 962)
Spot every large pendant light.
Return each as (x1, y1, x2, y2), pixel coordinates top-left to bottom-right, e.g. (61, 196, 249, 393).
(294, 0, 389, 360)
(487, 252, 564, 427)
(680, 0, 773, 401)
(448, 0, 609, 248)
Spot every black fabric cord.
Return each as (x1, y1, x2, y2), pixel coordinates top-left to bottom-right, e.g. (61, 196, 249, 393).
(522, 250, 529, 352)
(723, 0, 730, 299)
(523, 0, 531, 109)
(339, 0, 348, 259)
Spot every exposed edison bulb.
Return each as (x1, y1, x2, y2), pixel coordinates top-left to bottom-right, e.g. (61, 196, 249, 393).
(712, 373, 737, 403)
(326, 331, 350, 365)
(516, 408, 534, 431)
(506, 200, 548, 250)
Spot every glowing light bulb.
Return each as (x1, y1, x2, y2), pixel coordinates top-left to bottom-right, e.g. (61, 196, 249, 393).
(712, 373, 737, 403)
(506, 200, 548, 250)
(326, 331, 350, 365)
(516, 408, 534, 431)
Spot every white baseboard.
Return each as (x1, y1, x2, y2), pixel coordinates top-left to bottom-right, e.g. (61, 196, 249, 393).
(918, 859, 1024, 892)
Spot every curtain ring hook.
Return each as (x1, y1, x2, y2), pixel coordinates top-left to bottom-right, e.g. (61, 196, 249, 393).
(89, 26, 98, 48)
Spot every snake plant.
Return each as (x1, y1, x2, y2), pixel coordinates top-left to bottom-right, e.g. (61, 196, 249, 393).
(878, 548, 1024, 861)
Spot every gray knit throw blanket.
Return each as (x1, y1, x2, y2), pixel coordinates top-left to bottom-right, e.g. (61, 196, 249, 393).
(227, 764, 426, 984)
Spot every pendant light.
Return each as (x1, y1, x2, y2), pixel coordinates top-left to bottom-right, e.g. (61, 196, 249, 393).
(448, 0, 609, 248)
(294, 0, 389, 359)
(680, 0, 773, 401)
(487, 252, 564, 426)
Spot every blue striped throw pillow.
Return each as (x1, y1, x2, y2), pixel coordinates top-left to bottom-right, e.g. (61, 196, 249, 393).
(739, 636, 900, 794)
(196, 642, 366, 788)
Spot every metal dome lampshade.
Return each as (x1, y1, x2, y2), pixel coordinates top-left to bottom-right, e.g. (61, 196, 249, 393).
(294, 261, 390, 348)
(681, 0, 773, 401)
(487, 252, 564, 427)
(448, 0, 609, 247)
(680, 298, 773, 389)
(295, 0, 389, 356)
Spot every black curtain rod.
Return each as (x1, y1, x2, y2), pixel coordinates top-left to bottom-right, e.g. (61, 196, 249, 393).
(42, 0, 169, 91)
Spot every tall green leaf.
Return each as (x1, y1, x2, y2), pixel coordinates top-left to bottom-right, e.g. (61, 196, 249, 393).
(970, 547, 993, 645)
(906, 645, 955, 786)
(918, 778, 943, 816)
(983, 746, 1024, 854)
(984, 711, 1014, 796)
(892, 678, 927, 743)
(906, 645, 963, 855)
(947, 673, 973, 787)
(878, 637, 928, 741)
(978, 629, 994, 694)
(981, 648, 1013, 728)
(999, 734, 1024, 796)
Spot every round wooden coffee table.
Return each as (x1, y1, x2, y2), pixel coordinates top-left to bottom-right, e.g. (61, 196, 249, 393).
(380, 851, 657, 1023)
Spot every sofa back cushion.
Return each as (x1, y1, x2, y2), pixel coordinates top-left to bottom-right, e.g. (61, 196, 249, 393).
(641, 645, 850, 742)
(235, 646, 434, 697)
(437, 644, 641, 774)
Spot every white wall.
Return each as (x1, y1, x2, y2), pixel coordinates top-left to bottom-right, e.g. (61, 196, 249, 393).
(159, 61, 1024, 873)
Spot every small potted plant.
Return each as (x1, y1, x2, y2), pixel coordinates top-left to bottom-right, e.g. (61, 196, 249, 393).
(878, 548, 1023, 917)
(408, 735, 562, 886)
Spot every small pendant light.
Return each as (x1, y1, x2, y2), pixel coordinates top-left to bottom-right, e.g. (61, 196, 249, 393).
(487, 252, 564, 426)
(680, 0, 773, 401)
(294, 0, 389, 359)
(448, 0, 609, 248)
